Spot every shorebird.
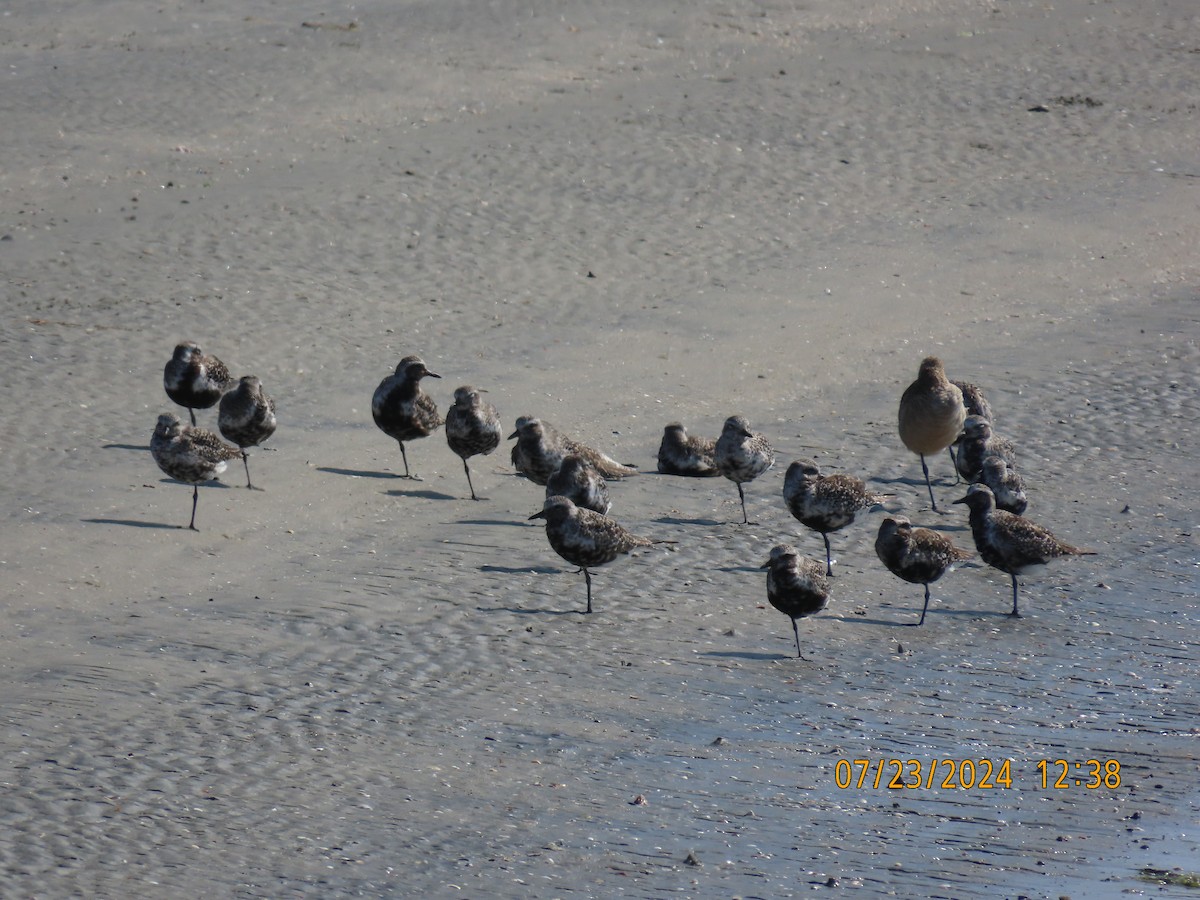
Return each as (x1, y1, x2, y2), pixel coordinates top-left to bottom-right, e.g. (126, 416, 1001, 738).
(445, 385, 501, 500)
(874, 516, 972, 626)
(980, 454, 1028, 515)
(546, 455, 611, 515)
(529, 495, 665, 613)
(952, 380, 994, 424)
(372, 355, 443, 478)
(163, 342, 234, 426)
(956, 415, 1017, 483)
(508, 417, 637, 485)
(714, 415, 775, 524)
(657, 423, 719, 477)
(218, 375, 277, 490)
(954, 484, 1095, 617)
(150, 412, 242, 530)
(898, 356, 966, 511)
(760, 543, 831, 659)
(783, 458, 891, 576)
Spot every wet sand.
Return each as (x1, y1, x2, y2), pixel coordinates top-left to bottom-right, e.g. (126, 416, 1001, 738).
(2, 0, 1198, 896)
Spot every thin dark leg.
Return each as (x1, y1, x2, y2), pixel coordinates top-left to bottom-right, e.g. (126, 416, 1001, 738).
(398, 441, 411, 478)
(822, 533, 833, 576)
(736, 483, 749, 524)
(188, 483, 200, 531)
(583, 568, 593, 614)
(242, 451, 253, 489)
(915, 583, 931, 626)
(947, 445, 961, 486)
(188, 407, 197, 427)
(791, 618, 806, 659)
(920, 454, 938, 511)
(1009, 575, 1021, 617)
(463, 459, 479, 501)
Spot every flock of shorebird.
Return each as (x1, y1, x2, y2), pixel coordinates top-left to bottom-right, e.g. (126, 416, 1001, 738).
(149, 346, 1095, 658)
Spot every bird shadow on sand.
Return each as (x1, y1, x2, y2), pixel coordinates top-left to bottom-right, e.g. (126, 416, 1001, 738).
(715, 564, 763, 574)
(316, 465, 401, 480)
(701, 649, 793, 661)
(103, 443, 150, 451)
(386, 487, 458, 501)
(654, 515, 723, 527)
(875, 473, 963, 491)
(84, 517, 190, 530)
(456, 518, 534, 528)
(476, 605, 585, 617)
(481, 564, 561, 575)
(833, 608, 1012, 627)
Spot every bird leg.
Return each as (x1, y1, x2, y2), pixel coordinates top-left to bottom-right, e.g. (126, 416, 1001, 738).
(241, 450, 254, 490)
(397, 441, 412, 478)
(583, 567, 593, 614)
(946, 444, 961, 486)
(1009, 574, 1021, 617)
(188, 407, 197, 427)
(188, 483, 200, 531)
(915, 583, 931, 626)
(822, 533, 834, 576)
(736, 483, 749, 524)
(919, 454, 938, 511)
(791, 618, 807, 660)
(463, 459, 479, 501)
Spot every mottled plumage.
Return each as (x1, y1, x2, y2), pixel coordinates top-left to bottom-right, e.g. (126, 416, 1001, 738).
(980, 454, 1028, 515)
(529, 495, 660, 613)
(372, 355, 443, 478)
(218, 375, 277, 490)
(956, 415, 1017, 483)
(657, 423, 719, 477)
(760, 543, 831, 659)
(445, 385, 501, 500)
(163, 341, 234, 426)
(150, 412, 242, 530)
(546, 455, 611, 515)
(508, 417, 637, 485)
(875, 515, 972, 626)
(952, 380, 994, 424)
(898, 356, 966, 511)
(783, 458, 891, 576)
(954, 484, 1095, 617)
(714, 415, 775, 524)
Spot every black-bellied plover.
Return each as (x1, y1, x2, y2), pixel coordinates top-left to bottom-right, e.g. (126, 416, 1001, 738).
(898, 356, 966, 511)
(980, 454, 1028, 515)
(952, 380, 994, 424)
(953, 484, 1095, 617)
(955, 415, 1017, 483)
(874, 515, 972, 626)
(218, 375, 277, 490)
(445, 385, 501, 500)
(150, 412, 242, 530)
(546, 455, 611, 515)
(163, 342, 234, 426)
(760, 543, 830, 659)
(714, 415, 775, 524)
(508, 417, 637, 485)
(657, 423, 719, 477)
(783, 458, 891, 576)
(529, 495, 663, 613)
(372, 355, 443, 478)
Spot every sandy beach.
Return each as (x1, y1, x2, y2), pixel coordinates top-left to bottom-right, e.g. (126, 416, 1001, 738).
(2, 0, 1198, 896)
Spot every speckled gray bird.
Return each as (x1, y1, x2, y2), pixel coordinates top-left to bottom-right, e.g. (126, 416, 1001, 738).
(151, 412, 243, 530)
(218, 375, 277, 490)
(372, 355, 443, 478)
(163, 341, 234, 426)
(509, 417, 636, 485)
(546, 454, 611, 515)
(760, 543, 831, 659)
(656, 423, 719, 477)
(783, 458, 891, 576)
(445, 385, 501, 500)
(874, 515, 972, 626)
(714, 415, 775, 524)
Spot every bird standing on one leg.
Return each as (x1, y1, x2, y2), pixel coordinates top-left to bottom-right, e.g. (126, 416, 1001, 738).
(899, 356, 966, 511)
(372, 355, 443, 478)
(760, 543, 830, 659)
(529, 496, 665, 614)
(783, 458, 891, 576)
(218, 375, 277, 490)
(714, 415, 775, 524)
(445, 385, 501, 500)
(874, 515, 972, 625)
(954, 484, 1095, 617)
(150, 412, 242, 530)
(163, 342, 234, 426)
